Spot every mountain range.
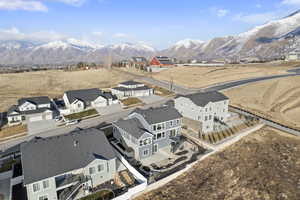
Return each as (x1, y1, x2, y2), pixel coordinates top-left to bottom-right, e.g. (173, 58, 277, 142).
(1, 10, 300, 65)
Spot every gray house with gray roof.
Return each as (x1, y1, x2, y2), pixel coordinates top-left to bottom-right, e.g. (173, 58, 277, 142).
(174, 91, 229, 133)
(21, 128, 117, 200)
(7, 96, 54, 126)
(111, 81, 154, 99)
(112, 106, 182, 161)
(63, 88, 118, 114)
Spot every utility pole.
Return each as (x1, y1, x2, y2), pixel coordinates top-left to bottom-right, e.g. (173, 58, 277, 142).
(170, 76, 174, 91)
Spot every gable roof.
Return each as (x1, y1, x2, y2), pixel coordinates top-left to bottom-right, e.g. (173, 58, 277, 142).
(18, 96, 51, 106)
(132, 106, 182, 124)
(179, 91, 229, 107)
(114, 118, 149, 139)
(65, 88, 108, 104)
(132, 57, 147, 63)
(21, 128, 116, 185)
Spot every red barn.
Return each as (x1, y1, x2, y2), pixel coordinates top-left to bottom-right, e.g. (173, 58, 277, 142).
(150, 56, 174, 67)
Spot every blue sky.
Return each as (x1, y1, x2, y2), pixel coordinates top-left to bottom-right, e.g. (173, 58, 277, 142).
(0, 0, 300, 49)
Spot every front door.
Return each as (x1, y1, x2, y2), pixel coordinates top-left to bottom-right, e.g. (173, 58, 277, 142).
(153, 144, 158, 154)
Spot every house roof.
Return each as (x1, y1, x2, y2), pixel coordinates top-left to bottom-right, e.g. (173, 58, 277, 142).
(112, 86, 151, 92)
(18, 96, 51, 106)
(114, 118, 149, 139)
(7, 105, 20, 116)
(119, 80, 143, 86)
(132, 106, 182, 124)
(21, 128, 116, 185)
(155, 56, 173, 65)
(132, 57, 147, 63)
(179, 91, 229, 107)
(7, 106, 52, 116)
(65, 88, 109, 104)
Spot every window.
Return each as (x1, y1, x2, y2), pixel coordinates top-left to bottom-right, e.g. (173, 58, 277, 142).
(42, 180, 49, 189)
(170, 129, 176, 137)
(98, 164, 104, 172)
(33, 183, 40, 192)
(157, 133, 162, 139)
(198, 116, 201, 121)
(89, 167, 96, 175)
(177, 119, 180, 125)
(39, 195, 48, 200)
(140, 140, 143, 146)
(205, 116, 208, 121)
(170, 121, 173, 126)
(143, 149, 149, 156)
(209, 115, 212, 120)
(153, 125, 157, 131)
(205, 108, 208, 112)
(162, 132, 165, 138)
(153, 135, 156, 141)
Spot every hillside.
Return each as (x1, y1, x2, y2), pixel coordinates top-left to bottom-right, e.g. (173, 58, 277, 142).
(135, 127, 300, 200)
(224, 75, 300, 129)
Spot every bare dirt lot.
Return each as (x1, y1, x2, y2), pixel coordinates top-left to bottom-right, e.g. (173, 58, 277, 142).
(135, 127, 300, 200)
(152, 62, 300, 88)
(224, 76, 300, 129)
(0, 69, 134, 112)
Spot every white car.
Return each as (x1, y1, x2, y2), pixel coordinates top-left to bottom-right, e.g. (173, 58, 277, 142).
(55, 116, 63, 122)
(66, 120, 79, 126)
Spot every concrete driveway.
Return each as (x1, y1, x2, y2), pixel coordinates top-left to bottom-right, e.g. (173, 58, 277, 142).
(27, 120, 57, 135)
(96, 104, 123, 116)
(138, 95, 165, 104)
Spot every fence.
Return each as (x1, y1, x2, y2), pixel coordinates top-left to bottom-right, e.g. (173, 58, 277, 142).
(230, 106, 300, 137)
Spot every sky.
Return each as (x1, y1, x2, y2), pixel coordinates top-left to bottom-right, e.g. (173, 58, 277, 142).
(0, 0, 300, 49)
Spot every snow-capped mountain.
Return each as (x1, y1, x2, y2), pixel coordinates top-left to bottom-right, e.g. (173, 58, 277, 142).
(163, 10, 300, 61)
(173, 39, 205, 50)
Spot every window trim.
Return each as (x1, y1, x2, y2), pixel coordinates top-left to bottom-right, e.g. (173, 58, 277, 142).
(98, 164, 104, 173)
(89, 166, 96, 175)
(42, 180, 49, 189)
(38, 194, 49, 200)
(32, 182, 40, 193)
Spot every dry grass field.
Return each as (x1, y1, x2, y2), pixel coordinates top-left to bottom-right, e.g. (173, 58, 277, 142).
(224, 76, 300, 129)
(135, 127, 300, 200)
(153, 62, 299, 88)
(0, 69, 134, 112)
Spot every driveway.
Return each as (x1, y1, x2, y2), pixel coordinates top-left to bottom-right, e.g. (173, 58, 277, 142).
(138, 95, 165, 105)
(27, 120, 57, 135)
(96, 104, 123, 116)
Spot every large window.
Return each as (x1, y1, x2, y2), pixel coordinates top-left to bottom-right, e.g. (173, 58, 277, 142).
(157, 133, 162, 139)
(33, 183, 40, 192)
(89, 167, 96, 175)
(153, 125, 157, 131)
(143, 149, 149, 156)
(42, 180, 49, 189)
(162, 132, 165, 138)
(170, 129, 176, 137)
(98, 164, 104, 172)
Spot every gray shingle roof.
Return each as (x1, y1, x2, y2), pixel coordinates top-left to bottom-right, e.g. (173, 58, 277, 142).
(65, 88, 111, 104)
(114, 118, 149, 139)
(119, 80, 143, 86)
(180, 91, 229, 107)
(21, 128, 116, 185)
(132, 106, 182, 124)
(18, 96, 51, 106)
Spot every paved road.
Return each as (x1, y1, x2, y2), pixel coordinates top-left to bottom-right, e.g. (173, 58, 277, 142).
(0, 98, 171, 152)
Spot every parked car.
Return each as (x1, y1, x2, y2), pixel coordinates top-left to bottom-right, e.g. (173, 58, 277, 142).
(54, 116, 63, 122)
(66, 120, 79, 126)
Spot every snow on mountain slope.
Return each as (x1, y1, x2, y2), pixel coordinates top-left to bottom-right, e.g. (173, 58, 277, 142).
(174, 39, 205, 50)
(110, 42, 155, 52)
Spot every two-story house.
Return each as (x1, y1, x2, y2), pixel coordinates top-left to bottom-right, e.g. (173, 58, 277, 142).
(21, 128, 117, 200)
(63, 88, 118, 114)
(111, 81, 154, 99)
(112, 106, 182, 161)
(7, 96, 54, 126)
(174, 91, 229, 133)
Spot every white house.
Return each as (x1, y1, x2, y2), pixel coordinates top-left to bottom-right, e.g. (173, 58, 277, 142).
(63, 88, 118, 114)
(111, 81, 154, 99)
(7, 96, 54, 126)
(21, 128, 117, 200)
(174, 91, 229, 133)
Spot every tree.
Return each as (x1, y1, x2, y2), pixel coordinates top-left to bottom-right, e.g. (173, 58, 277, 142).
(77, 62, 84, 69)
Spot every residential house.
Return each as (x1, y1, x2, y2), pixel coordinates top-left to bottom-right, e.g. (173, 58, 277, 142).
(130, 57, 148, 69)
(286, 51, 300, 61)
(174, 91, 229, 133)
(150, 56, 174, 67)
(21, 128, 117, 200)
(113, 106, 183, 161)
(63, 88, 118, 113)
(7, 96, 54, 126)
(111, 81, 154, 99)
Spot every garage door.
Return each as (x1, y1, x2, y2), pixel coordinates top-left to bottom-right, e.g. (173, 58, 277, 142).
(28, 115, 43, 122)
(45, 113, 53, 120)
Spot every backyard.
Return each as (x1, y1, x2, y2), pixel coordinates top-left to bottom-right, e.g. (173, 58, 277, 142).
(0, 125, 27, 140)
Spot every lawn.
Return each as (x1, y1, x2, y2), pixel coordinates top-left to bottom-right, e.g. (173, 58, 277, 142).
(154, 86, 174, 97)
(0, 125, 27, 140)
(121, 98, 143, 106)
(65, 109, 98, 120)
